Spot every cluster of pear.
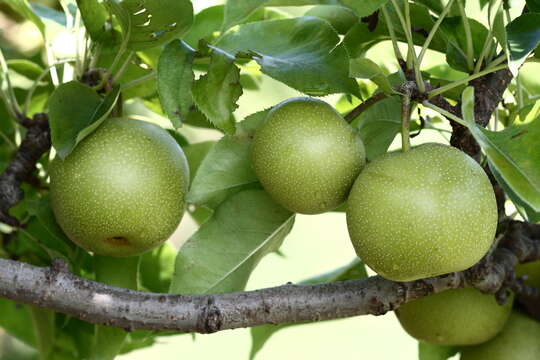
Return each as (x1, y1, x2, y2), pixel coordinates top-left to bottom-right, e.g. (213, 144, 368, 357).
(251, 97, 540, 357)
(252, 97, 497, 281)
(48, 98, 540, 357)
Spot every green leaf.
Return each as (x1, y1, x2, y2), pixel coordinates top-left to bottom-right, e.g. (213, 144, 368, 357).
(304, 5, 358, 34)
(139, 243, 177, 293)
(26, 196, 76, 261)
(0, 299, 36, 347)
(355, 96, 402, 160)
(493, 4, 507, 54)
(344, 2, 446, 59)
(48, 82, 120, 159)
(217, 17, 359, 97)
(350, 58, 394, 94)
(192, 48, 242, 135)
(107, 0, 194, 50)
(527, 0, 540, 12)
(441, 17, 493, 73)
(461, 86, 475, 124)
(186, 135, 258, 206)
(76, 0, 108, 40)
(237, 108, 270, 137)
(3, 0, 45, 36)
(507, 13, 540, 75)
(91, 255, 140, 360)
(339, 0, 389, 17)
(170, 189, 294, 294)
(184, 5, 286, 49)
(462, 87, 540, 212)
(183, 141, 216, 183)
(157, 40, 196, 128)
(222, 0, 343, 30)
(96, 47, 155, 100)
(249, 258, 367, 359)
(491, 165, 540, 223)
(418, 342, 459, 360)
(222, 0, 268, 30)
(184, 5, 225, 48)
(27, 307, 55, 359)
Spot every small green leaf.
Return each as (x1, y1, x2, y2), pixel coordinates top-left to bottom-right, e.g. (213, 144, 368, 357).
(222, 0, 269, 31)
(441, 17, 493, 73)
(304, 5, 358, 34)
(350, 58, 394, 94)
(3, 0, 45, 36)
(527, 0, 540, 12)
(186, 135, 257, 206)
(344, 3, 446, 59)
(507, 13, 540, 75)
(157, 40, 196, 128)
(183, 141, 216, 183)
(339, 0, 389, 17)
(192, 47, 242, 135)
(26, 196, 76, 260)
(237, 108, 270, 137)
(140, 243, 177, 293)
(418, 342, 459, 360)
(108, 0, 194, 50)
(355, 96, 402, 160)
(493, 5, 507, 54)
(0, 299, 36, 347)
(28, 306, 55, 359)
(491, 165, 540, 223)
(49, 82, 120, 159)
(76, 0, 108, 40)
(97, 47, 155, 100)
(184, 5, 225, 48)
(217, 16, 359, 97)
(462, 87, 540, 212)
(461, 86, 475, 124)
(92, 255, 140, 360)
(170, 189, 294, 294)
(222, 0, 344, 30)
(249, 258, 367, 359)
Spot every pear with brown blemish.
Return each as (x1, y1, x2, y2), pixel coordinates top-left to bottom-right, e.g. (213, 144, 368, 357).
(346, 143, 497, 281)
(50, 117, 189, 257)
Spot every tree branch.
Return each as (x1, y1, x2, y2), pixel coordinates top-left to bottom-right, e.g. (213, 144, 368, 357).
(344, 93, 389, 123)
(0, 113, 50, 226)
(0, 221, 538, 333)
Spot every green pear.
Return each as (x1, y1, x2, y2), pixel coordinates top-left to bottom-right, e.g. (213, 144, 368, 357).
(516, 261, 540, 289)
(396, 288, 513, 345)
(252, 97, 366, 214)
(50, 118, 189, 257)
(461, 311, 540, 360)
(347, 143, 497, 281)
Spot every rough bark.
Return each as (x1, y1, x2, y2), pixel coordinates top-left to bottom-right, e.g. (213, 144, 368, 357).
(0, 221, 537, 333)
(0, 113, 50, 226)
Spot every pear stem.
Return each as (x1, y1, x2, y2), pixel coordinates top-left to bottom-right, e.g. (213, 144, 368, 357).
(401, 86, 413, 153)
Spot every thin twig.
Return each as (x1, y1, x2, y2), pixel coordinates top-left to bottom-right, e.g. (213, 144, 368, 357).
(344, 93, 390, 123)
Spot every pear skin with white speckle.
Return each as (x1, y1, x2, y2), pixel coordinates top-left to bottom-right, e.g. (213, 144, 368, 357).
(251, 97, 366, 214)
(50, 118, 189, 257)
(346, 143, 497, 281)
(396, 288, 513, 345)
(461, 311, 540, 360)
